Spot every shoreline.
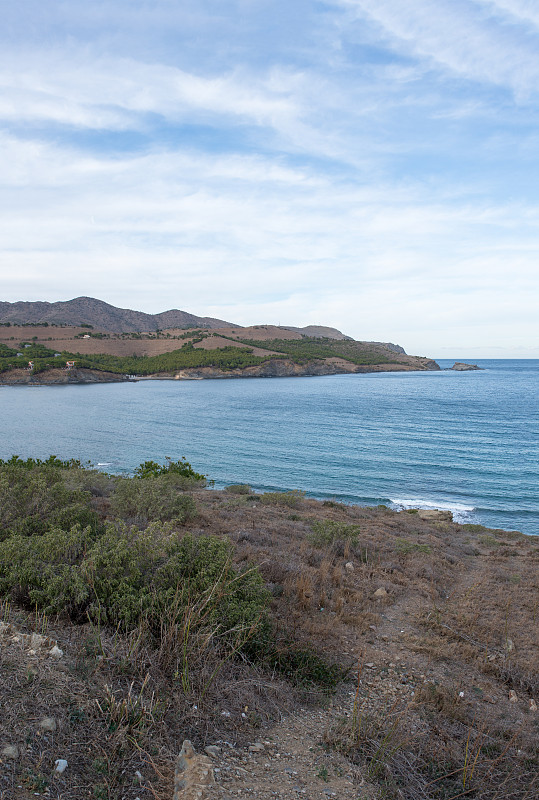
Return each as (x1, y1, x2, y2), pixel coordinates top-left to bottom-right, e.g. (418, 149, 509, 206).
(0, 357, 441, 385)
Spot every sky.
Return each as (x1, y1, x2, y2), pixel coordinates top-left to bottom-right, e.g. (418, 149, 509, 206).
(1, 1, 539, 357)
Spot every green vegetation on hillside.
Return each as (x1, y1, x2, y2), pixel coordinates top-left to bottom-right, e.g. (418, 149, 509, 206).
(0, 334, 405, 376)
(0, 342, 268, 375)
(234, 336, 402, 365)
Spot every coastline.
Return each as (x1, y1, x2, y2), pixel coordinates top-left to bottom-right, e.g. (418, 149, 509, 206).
(0, 357, 440, 385)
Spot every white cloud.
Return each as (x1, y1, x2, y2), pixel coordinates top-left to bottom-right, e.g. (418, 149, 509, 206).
(0, 50, 301, 132)
(2, 132, 538, 355)
(479, 0, 539, 28)
(337, 0, 539, 96)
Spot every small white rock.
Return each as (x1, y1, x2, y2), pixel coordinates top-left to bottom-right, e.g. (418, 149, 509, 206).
(509, 690, 519, 703)
(49, 645, 63, 659)
(134, 770, 143, 782)
(373, 587, 387, 598)
(344, 562, 354, 572)
(39, 717, 57, 732)
(529, 699, 537, 712)
(30, 633, 47, 649)
(1, 744, 19, 759)
(205, 746, 221, 758)
(54, 759, 68, 773)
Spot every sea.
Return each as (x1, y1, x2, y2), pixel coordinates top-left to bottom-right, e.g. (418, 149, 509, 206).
(1, 359, 538, 535)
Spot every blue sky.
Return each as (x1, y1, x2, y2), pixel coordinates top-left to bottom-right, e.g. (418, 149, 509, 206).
(2, 0, 539, 356)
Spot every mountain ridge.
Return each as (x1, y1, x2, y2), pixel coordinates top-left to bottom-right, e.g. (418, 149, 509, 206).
(0, 297, 234, 333)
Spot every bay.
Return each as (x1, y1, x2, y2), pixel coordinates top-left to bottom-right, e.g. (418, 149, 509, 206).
(1, 359, 538, 535)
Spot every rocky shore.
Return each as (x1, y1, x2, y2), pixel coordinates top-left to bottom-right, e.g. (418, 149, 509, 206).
(0, 357, 440, 385)
(0, 367, 130, 385)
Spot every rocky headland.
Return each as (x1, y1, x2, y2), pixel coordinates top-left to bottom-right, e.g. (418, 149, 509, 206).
(0, 298, 441, 384)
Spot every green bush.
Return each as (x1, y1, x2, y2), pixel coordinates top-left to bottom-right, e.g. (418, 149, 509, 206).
(307, 519, 360, 547)
(0, 523, 270, 637)
(134, 457, 207, 485)
(245, 630, 346, 692)
(0, 524, 100, 618)
(0, 459, 100, 540)
(394, 538, 431, 554)
(260, 490, 305, 508)
(110, 476, 197, 526)
(225, 484, 252, 495)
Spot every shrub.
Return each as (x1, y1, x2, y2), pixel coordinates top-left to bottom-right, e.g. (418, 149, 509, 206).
(110, 476, 197, 526)
(225, 484, 252, 495)
(134, 457, 208, 485)
(307, 519, 360, 548)
(0, 460, 100, 540)
(245, 630, 346, 692)
(0, 524, 100, 618)
(395, 538, 431, 555)
(260, 490, 305, 508)
(0, 523, 270, 638)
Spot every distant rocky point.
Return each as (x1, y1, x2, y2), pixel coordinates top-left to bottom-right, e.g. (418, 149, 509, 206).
(451, 362, 482, 371)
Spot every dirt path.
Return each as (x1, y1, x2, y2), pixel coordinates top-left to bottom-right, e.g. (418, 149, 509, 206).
(202, 688, 373, 800)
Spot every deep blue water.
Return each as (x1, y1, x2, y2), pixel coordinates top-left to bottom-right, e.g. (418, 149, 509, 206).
(1, 359, 538, 535)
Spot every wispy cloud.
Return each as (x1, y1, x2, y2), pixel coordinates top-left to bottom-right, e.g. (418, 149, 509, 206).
(337, 0, 539, 96)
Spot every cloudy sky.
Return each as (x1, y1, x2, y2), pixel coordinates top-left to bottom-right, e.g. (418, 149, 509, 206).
(2, 0, 539, 356)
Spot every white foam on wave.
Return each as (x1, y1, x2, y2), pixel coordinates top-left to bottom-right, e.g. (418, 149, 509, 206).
(97, 462, 111, 466)
(389, 496, 475, 523)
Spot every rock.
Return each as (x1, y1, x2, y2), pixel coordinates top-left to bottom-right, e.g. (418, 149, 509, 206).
(344, 562, 354, 572)
(204, 746, 221, 758)
(373, 587, 388, 598)
(39, 717, 57, 732)
(248, 743, 265, 753)
(30, 633, 47, 649)
(1, 744, 19, 759)
(417, 509, 453, 522)
(451, 362, 481, 371)
(173, 740, 215, 800)
(509, 690, 518, 703)
(49, 645, 64, 659)
(54, 759, 68, 773)
(530, 699, 537, 712)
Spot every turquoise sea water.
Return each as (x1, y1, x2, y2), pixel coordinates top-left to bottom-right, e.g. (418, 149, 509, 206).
(1, 359, 538, 535)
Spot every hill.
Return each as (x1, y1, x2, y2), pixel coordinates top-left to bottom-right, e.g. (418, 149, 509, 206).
(0, 298, 439, 381)
(0, 297, 234, 332)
